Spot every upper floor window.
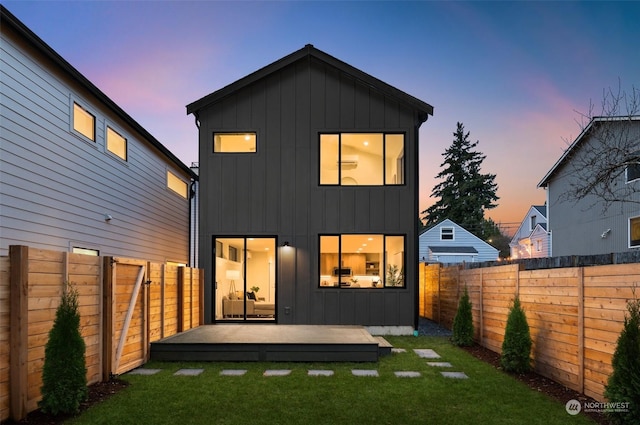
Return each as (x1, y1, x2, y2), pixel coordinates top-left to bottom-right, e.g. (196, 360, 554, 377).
(530, 215, 537, 230)
(214, 132, 256, 153)
(73, 102, 95, 141)
(319, 133, 404, 186)
(440, 227, 454, 240)
(106, 126, 127, 161)
(626, 163, 640, 183)
(167, 170, 188, 198)
(630, 216, 640, 247)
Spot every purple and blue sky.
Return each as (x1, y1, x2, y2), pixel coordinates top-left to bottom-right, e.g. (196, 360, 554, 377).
(5, 1, 639, 234)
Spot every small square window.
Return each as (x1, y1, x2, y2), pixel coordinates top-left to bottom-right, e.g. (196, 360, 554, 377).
(106, 126, 127, 161)
(626, 163, 640, 183)
(167, 171, 188, 198)
(214, 133, 256, 153)
(630, 216, 640, 247)
(73, 102, 95, 141)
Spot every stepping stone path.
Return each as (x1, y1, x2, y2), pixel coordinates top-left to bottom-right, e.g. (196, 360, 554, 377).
(127, 348, 469, 380)
(174, 368, 204, 376)
(128, 368, 162, 375)
(220, 369, 247, 376)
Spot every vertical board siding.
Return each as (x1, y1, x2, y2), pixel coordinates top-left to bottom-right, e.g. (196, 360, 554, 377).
(1, 247, 203, 422)
(419, 262, 640, 402)
(1, 24, 191, 263)
(198, 54, 421, 325)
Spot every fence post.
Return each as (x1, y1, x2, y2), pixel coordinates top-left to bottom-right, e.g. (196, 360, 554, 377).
(9, 246, 28, 421)
(479, 268, 484, 345)
(577, 266, 585, 394)
(198, 268, 205, 326)
(177, 267, 184, 333)
(102, 257, 114, 381)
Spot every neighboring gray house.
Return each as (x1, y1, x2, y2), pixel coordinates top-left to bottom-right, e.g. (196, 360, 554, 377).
(187, 44, 433, 330)
(419, 219, 499, 264)
(509, 205, 550, 259)
(538, 116, 640, 256)
(0, 6, 197, 263)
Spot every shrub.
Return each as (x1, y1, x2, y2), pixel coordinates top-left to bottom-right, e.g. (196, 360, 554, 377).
(500, 296, 532, 374)
(39, 283, 88, 415)
(452, 286, 474, 346)
(604, 298, 640, 425)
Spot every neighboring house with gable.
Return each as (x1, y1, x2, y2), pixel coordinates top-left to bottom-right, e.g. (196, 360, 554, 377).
(419, 219, 499, 264)
(0, 6, 198, 263)
(187, 44, 433, 330)
(538, 116, 640, 256)
(509, 205, 550, 259)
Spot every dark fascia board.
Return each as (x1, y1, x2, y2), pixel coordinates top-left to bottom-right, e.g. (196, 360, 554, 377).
(537, 115, 640, 188)
(1, 5, 197, 180)
(186, 44, 434, 122)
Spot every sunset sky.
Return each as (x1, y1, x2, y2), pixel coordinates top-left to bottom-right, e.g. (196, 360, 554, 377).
(5, 1, 639, 234)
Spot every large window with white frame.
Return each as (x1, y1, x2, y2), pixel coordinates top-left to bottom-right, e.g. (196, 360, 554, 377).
(319, 133, 405, 185)
(630, 215, 640, 247)
(319, 234, 405, 288)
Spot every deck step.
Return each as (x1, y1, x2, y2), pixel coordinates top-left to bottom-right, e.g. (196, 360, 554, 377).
(374, 336, 393, 356)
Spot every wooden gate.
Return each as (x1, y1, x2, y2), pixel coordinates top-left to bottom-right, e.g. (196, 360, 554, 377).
(103, 258, 148, 377)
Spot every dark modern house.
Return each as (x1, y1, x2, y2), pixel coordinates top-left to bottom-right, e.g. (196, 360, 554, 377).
(187, 45, 433, 332)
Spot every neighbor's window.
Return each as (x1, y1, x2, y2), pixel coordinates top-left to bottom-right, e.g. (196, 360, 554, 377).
(530, 215, 537, 230)
(106, 126, 127, 161)
(73, 102, 95, 141)
(319, 133, 404, 185)
(319, 234, 404, 288)
(214, 133, 256, 153)
(630, 216, 640, 247)
(167, 170, 188, 198)
(626, 163, 640, 183)
(440, 227, 454, 240)
(72, 247, 99, 256)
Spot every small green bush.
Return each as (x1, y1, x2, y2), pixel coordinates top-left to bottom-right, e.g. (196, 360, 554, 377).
(39, 283, 88, 415)
(500, 296, 532, 374)
(604, 298, 640, 425)
(452, 286, 474, 346)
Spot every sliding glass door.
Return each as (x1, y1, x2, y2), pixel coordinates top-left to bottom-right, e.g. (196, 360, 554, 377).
(214, 237, 276, 321)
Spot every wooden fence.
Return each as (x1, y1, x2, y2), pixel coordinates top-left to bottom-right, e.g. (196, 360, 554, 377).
(419, 262, 639, 402)
(0, 246, 203, 422)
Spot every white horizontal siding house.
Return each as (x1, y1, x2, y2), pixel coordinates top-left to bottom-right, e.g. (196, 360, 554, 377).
(0, 6, 197, 263)
(419, 219, 499, 264)
(509, 205, 550, 259)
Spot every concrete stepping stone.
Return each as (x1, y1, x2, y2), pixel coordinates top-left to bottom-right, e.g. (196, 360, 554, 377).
(174, 368, 204, 376)
(352, 369, 379, 377)
(427, 362, 452, 368)
(394, 371, 421, 378)
(441, 371, 469, 379)
(308, 370, 334, 376)
(391, 348, 407, 353)
(220, 369, 247, 376)
(128, 368, 162, 375)
(414, 349, 441, 359)
(264, 369, 291, 376)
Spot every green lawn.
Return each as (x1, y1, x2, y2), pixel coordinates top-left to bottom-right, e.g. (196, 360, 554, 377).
(69, 336, 595, 425)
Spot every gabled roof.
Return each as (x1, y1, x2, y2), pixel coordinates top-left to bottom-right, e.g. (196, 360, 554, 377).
(538, 115, 640, 188)
(0, 5, 197, 180)
(186, 44, 434, 122)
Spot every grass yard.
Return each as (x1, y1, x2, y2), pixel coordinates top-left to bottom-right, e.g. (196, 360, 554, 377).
(68, 336, 595, 425)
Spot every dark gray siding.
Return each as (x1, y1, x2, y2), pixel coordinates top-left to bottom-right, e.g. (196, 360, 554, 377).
(198, 57, 423, 325)
(1, 23, 192, 262)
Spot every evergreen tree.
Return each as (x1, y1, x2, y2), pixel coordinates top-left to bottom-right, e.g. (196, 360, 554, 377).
(501, 296, 532, 374)
(604, 298, 640, 425)
(452, 286, 474, 346)
(39, 283, 88, 415)
(422, 122, 499, 234)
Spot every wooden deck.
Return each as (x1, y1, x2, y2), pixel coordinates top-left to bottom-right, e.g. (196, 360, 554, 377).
(150, 325, 392, 362)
